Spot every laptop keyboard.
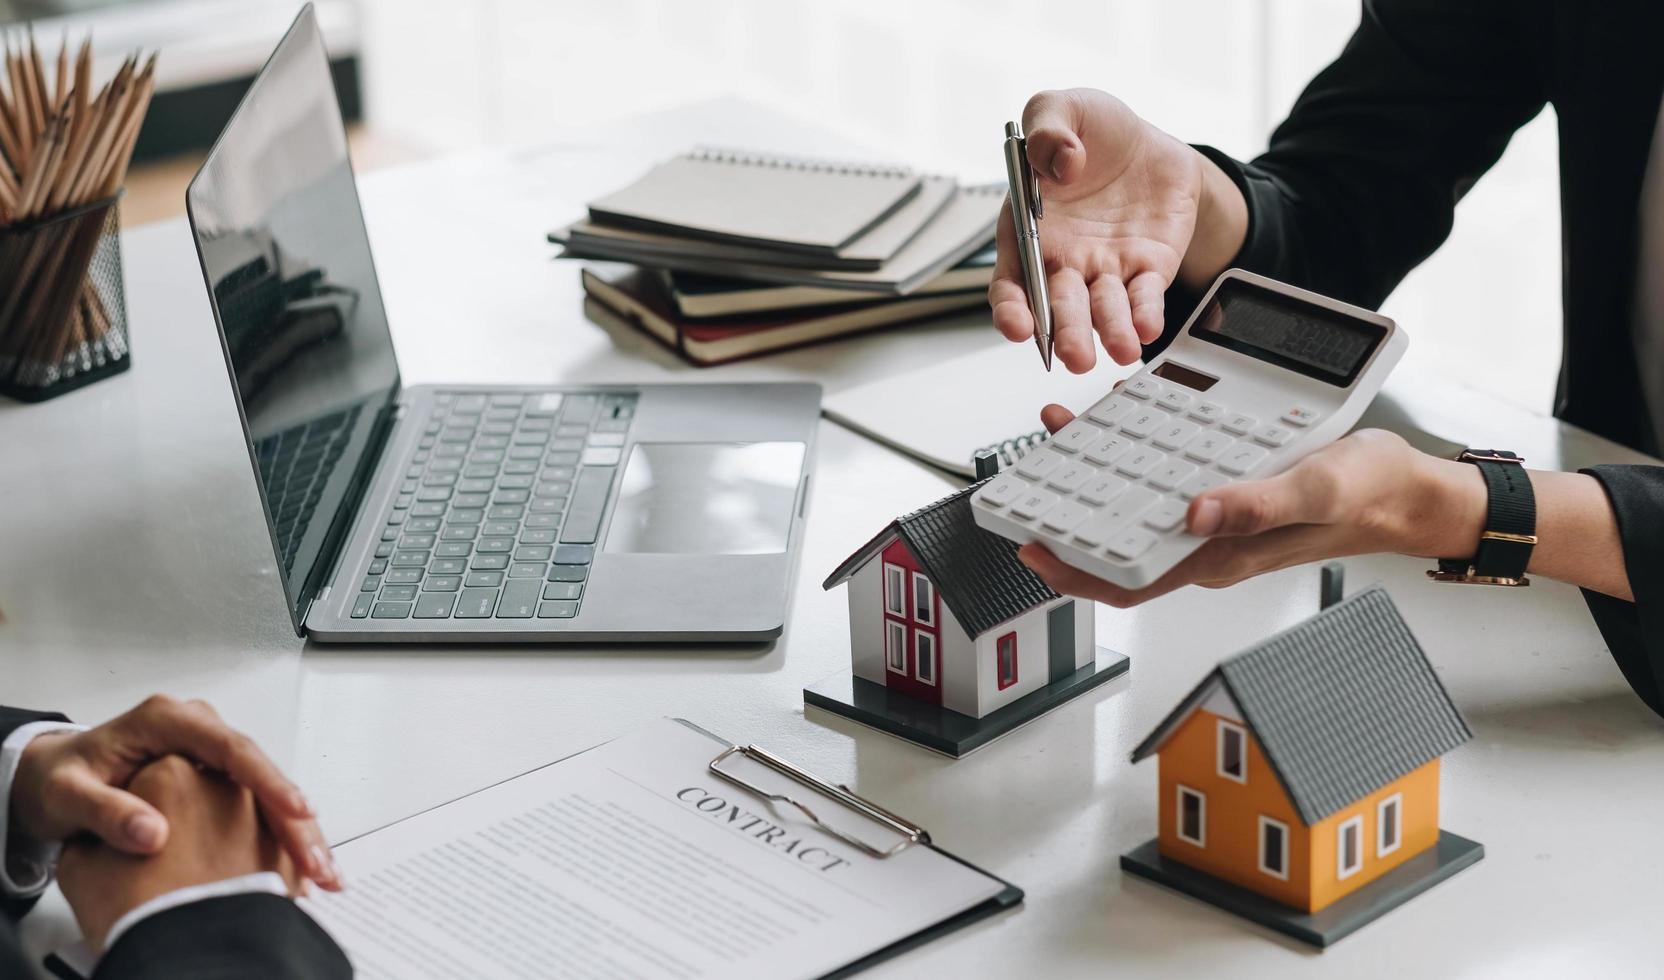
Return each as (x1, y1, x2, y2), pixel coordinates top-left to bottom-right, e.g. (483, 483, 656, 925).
(255, 404, 362, 574)
(349, 390, 636, 622)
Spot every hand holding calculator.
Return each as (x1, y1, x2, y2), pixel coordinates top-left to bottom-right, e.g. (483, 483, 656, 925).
(972, 270, 1407, 589)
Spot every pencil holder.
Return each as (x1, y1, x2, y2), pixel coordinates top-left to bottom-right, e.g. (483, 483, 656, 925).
(0, 192, 129, 402)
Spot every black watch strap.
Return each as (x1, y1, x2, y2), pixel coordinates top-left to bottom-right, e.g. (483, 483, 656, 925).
(1432, 450, 1536, 585)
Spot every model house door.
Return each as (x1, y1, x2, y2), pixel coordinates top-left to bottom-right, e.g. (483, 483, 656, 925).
(1047, 601, 1076, 684)
(880, 541, 942, 706)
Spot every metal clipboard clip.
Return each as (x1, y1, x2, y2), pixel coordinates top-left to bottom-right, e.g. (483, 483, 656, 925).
(708, 743, 930, 859)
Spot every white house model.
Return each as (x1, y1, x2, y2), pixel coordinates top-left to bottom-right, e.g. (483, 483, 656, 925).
(824, 484, 1096, 719)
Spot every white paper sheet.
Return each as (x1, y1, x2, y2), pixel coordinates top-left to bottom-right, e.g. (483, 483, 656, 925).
(302, 719, 1007, 980)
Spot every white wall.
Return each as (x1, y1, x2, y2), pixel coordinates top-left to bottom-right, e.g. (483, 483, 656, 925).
(967, 596, 1082, 716)
(845, 560, 887, 686)
(939, 604, 980, 718)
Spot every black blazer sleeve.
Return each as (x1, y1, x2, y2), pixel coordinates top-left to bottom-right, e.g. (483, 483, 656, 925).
(1579, 466, 1664, 717)
(94, 893, 351, 980)
(1156, 0, 1550, 342)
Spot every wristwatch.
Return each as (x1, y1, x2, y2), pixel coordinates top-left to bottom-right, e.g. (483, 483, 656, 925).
(1427, 449, 1537, 587)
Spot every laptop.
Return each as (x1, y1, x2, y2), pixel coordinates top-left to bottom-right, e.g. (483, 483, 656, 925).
(185, 5, 820, 642)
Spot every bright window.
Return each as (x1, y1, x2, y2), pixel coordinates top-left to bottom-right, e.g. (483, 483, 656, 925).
(1217, 720, 1247, 783)
(885, 621, 906, 674)
(1377, 793, 1402, 857)
(883, 563, 905, 617)
(914, 629, 936, 685)
(1337, 815, 1364, 879)
(1258, 816, 1289, 880)
(1176, 786, 1205, 847)
(996, 632, 1018, 690)
(912, 572, 935, 626)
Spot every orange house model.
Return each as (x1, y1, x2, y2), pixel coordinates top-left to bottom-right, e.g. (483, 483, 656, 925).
(1120, 581, 1484, 946)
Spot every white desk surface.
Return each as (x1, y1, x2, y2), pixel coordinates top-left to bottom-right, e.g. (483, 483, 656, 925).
(4, 100, 1661, 978)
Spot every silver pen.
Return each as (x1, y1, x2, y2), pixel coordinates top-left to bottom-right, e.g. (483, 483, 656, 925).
(1003, 121, 1052, 371)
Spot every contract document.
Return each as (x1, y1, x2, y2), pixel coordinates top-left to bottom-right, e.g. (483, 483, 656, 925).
(302, 719, 1019, 979)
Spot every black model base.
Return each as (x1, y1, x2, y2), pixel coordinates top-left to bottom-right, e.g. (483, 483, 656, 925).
(1119, 831, 1485, 948)
(803, 646, 1130, 758)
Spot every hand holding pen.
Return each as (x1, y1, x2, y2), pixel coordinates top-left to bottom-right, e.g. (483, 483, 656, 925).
(989, 89, 1242, 372)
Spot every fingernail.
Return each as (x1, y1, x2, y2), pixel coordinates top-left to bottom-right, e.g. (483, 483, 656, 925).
(289, 788, 313, 816)
(312, 844, 342, 886)
(1191, 499, 1223, 536)
(125, 812, 165, 850)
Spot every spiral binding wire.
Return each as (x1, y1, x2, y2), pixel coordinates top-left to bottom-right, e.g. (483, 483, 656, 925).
(973, 429, 1049, 470)
(686, 146, 912, 179)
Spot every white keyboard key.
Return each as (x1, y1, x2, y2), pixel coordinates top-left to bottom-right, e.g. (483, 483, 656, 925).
(1120, 410, 1162, 439)
(1085, 435, 1132, 466)
(1148, 459, 1199, 491)
(1047, 462, 1095, 494)
(588, 432, 625, 447)
(1218, 444, 1271, 476)
(1188, 401, 1225, 424)
(976, 476, 1026, 508)
(1123, 378, 1162, 400)
(1041, 500, 1093, 534)
(1016, 449, 1066, 480)
(1115, 448, 1165, 479)
(1050, 420, 1103, 454)
(1253, 425, 1293, 448)
(1152, 420, 1200, 451)
(1179, 471, 1230, 500)
(1183, 431, 1232, 464)
(1072, 487, 1159, 547)
(1011, 489, 1060, 521)
(1282, 406, 1321, 427)
(1078, 473, 1129, 506)
(1087, 396, 1136, 427)
(1144, 499, 1189, 532)
(1221, 413, 1258, 436)
(1156, 389, 1192, 412)
(581, 447, 622, 466)
(1106, 528, 1159, 561)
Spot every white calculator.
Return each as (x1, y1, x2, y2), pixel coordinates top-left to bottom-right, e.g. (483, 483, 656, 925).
(972, 269, 1407, 589)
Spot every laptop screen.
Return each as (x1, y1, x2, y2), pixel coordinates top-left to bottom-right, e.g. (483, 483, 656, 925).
(186, 5, 399, 631)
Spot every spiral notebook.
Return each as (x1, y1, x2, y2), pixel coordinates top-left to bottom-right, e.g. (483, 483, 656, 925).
(587, 147, 926, 259)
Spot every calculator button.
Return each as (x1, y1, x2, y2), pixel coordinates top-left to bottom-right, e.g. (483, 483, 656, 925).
(1115, 448, 1166, 479)
(1016, 449, 1066, 480)
(1047, 463, 1096, 494)
(1041, 501, 1093, 534)
(1218, 444, 1271, 476)
(1122, 378, 1162, 400)
(1087, 396, 1136, 427)
(1282, 406, 1321, 427)
(1188, 401, 1225, 424)
(1085, 435, 1132, 467)
(1156, 390, 1192, 412)
(1152, 420, 1200, 451)
(1180, 471, 1230, 499)
(1144, 499, 1189, 532)
(1051, 421, 1104, 454)
(1078, 474, 1130, 506)
(1221, 413, 1258, 436)
(975, 476, 1025, 509)
(1120, 410, 1162, 440)
(1106, 529, 1159, 561)
(1253, 425, 1294, 448)
(1148, 460, 1199, 492)
(1073, 488, 1159, 547)
(1011, 489, 1061, 521)
(1183, 431, 1233, 464)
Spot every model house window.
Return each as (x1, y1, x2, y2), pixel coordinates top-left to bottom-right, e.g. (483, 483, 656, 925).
(1217, 720, 1247, 783)
(914, 630, 936, 685)
(883, 564, 905, 617)
(1176, 786, 1205, 846)
(1258, 816, 1289, 880)
(1337, 815, 1364, 879)
(885, 621, 906, 674)
(1377, 793, 1402, 857)
(996, 632, 1018, 690)
(912, 572, 935, 626)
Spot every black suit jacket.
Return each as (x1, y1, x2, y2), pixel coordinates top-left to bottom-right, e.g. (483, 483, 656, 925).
(1153, 0, 1664, 719)
(0, 708, 351, 979)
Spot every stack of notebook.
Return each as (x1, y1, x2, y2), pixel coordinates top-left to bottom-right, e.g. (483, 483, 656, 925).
(551, 148, 1001, 366)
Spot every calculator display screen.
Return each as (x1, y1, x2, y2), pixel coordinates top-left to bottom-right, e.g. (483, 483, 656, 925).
(1192, 279, 1386, 386)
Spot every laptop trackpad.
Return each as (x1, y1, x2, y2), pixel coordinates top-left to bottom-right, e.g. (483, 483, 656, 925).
(602, 442, 805, 555)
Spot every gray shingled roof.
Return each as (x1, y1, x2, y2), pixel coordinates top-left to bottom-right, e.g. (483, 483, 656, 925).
(823, 482, 1059, 637)
(1131, 587, 1472, 825)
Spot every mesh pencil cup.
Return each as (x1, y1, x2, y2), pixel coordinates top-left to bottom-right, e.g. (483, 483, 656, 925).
(0, 192, 129, 402)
